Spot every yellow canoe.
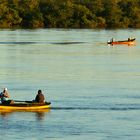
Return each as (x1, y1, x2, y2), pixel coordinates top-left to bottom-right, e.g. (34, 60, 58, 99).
(0, 103, 50, 111)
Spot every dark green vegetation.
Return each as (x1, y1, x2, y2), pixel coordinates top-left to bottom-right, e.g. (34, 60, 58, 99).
(0, 0, 140, 29)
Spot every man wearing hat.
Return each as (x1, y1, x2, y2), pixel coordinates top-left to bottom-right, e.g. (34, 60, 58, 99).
(0, 88, 14, 104)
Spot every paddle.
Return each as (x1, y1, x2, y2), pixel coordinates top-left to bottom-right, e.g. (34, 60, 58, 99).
(14, 100, 51, 105)
(14, 100, 33, 103)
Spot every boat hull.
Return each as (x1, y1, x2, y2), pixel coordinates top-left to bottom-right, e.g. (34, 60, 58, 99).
(0, 103, 50, 111)
(108, 41, 135, 45)
(107, 38, 136, 45)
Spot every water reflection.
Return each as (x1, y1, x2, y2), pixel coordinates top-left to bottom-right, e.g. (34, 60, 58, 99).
(107, 43, 136, 47)
(0, 109, 50, 120)
(34, 109, 51, 120)
(0, 111, 13, 118)
(35, 112, 45, 120)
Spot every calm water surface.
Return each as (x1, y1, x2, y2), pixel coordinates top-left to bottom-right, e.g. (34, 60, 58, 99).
(0, 29, 140, 140)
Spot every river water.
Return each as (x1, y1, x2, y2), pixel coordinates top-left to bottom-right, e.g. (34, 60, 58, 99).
(0, 29, 140, 140)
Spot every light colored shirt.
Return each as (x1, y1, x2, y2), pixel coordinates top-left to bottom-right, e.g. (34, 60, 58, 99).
(0, 92, 9, 103)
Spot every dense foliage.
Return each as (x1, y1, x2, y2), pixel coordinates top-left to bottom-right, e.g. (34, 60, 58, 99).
(0, 0, 140, 28)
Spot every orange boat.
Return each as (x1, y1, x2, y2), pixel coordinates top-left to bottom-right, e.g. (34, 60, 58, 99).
(107, 38, 136, 45)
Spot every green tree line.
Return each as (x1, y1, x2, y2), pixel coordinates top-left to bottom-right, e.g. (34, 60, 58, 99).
(0, 0, 140, 28)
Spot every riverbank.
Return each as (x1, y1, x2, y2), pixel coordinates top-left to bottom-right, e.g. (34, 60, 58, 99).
(0, 0, 140, 29)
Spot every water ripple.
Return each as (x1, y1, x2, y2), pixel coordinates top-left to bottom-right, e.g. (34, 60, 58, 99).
(50, 42, 85, 45)
(51, 106, 140, 111)
(0, 42, 36, 45)
(0, 41, 85, 45)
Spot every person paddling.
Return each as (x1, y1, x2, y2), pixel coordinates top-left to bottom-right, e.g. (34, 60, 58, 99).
(0, 88, 14, 104)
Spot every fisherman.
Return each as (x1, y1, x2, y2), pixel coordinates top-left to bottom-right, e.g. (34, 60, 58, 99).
(0, 88, 14, 104)
(128, 38, 130, 41)
(35, 90, 45, 103)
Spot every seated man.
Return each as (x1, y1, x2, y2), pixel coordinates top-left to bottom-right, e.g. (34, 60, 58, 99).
(0, 88, 14, 104)
(128, 38, 130, 41)
(35, 90, 45, 103)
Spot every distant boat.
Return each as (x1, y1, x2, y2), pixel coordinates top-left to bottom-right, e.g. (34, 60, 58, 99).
(107, 38, 136, 45)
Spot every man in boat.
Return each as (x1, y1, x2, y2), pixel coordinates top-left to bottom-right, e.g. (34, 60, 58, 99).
(128, 38, 130, 41)
(34, 90, 45, 103)
(0, 88, 14, 104)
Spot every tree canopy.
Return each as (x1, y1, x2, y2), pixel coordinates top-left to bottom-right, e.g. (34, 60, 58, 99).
(0, 0, 140, 28)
